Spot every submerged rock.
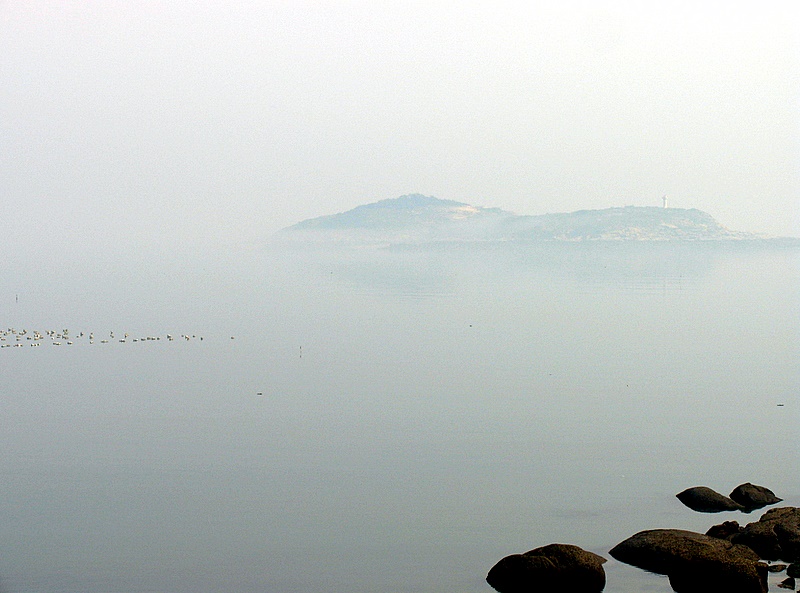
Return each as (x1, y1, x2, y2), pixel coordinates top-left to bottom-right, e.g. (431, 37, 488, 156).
(676, 486, 744, 513)
(610, 529, 766, 593)
(486, 543, 606, 593)
(730, 483, 782, 513)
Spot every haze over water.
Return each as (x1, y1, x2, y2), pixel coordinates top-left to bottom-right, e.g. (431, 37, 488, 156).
(3, 2, 797, 590)
(1, 241, 798, 593)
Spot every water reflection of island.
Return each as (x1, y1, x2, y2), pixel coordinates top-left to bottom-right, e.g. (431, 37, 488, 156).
(287, 241, 797, 297)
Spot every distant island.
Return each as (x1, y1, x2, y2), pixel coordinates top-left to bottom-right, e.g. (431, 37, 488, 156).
(276, 194, 790, 245)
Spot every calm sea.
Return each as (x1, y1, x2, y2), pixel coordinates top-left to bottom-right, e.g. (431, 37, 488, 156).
(1, 241, 798, 593)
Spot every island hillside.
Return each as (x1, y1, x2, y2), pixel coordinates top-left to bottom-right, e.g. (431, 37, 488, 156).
(276, 194, 768, 244)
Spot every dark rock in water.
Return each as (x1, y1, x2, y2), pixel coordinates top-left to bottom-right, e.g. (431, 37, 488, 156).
(732, 507, 800, 561)
(777, 576, 795, 589)
(486, 543, 606, 593)
(487, 554, 556, 593)
(768, 563, 789, 573)
(707, 520, 743, 539)
(775, 520, 800, 562)
(610, 529, 766, 593)
(677, 486, 744, 513)
(667, 562, 768, 593)
(733, 517, 784, 559)
(609, 529, 761, 573)
(788, 563, 800, 578)
(730, 483, 783, 512)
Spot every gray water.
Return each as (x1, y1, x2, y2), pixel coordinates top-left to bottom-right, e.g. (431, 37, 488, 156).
(1, 241, 798, 593)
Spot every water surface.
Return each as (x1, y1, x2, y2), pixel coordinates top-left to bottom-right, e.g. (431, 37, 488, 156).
(1, 241, 798, 592)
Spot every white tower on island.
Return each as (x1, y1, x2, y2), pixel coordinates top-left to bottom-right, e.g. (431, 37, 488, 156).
(662, 195, 668, 208)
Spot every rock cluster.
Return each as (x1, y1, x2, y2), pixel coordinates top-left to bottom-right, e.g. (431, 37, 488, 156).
(707, 507, 800, 562)
(487, 482, 794, 593)
(612, 483, 793, 592)
(676, 483, 782, 514)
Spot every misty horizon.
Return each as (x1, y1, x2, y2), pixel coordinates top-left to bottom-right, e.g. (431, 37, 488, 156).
(2, 3, 799, 592)
(2, 1, 798, 260)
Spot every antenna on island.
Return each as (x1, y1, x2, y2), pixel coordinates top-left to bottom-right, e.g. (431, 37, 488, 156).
(662, 195, 668, 208)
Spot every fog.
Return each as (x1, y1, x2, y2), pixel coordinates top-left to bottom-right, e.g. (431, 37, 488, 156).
(2, 3, 799, 592)
(2, 0, 799, 263)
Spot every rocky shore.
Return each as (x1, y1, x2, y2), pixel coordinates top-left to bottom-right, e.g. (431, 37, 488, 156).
(486, 482, 797, 593)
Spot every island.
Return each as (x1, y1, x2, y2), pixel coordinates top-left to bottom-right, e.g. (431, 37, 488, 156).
(275, 194, 790, 245)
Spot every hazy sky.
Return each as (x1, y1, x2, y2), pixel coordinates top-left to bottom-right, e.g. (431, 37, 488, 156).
(2, 1, 799, 256)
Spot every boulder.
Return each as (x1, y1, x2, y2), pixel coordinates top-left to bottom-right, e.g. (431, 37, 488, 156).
(486, 543, 606, 593)
(788, 563, 800, 578)
(676, 486, 744, 513)
(732, 507, 800, 561)
(729, 483, 782, 513)
(610, 529, 766, 593)
(777, 577, 795, 590)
